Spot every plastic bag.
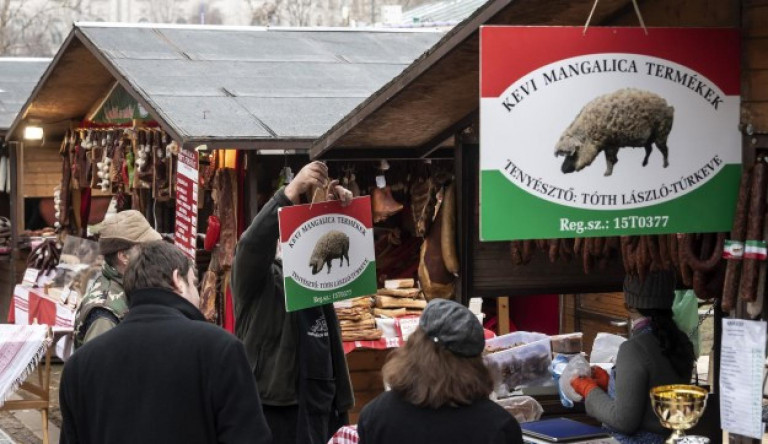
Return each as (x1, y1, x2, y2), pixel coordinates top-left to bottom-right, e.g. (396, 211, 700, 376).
(673, 290, 700, 357)
(557, 354, 591, 404)
(494, 395, 544, 423)
(590, 333, 626, 365)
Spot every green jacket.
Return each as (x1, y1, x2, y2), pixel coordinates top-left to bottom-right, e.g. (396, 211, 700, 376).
(74, 264, 128, 348)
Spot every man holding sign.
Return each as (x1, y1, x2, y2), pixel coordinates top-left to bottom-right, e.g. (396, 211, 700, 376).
(231, 161, 355, 444)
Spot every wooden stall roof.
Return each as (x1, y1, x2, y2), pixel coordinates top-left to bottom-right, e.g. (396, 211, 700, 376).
(8, 23, 443, 150)
(310, 0, 687, 160)
(0, 58, 50, 132)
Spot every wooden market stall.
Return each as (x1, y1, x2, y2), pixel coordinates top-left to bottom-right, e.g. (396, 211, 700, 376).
(309, 0, 766, 439)
(0, 58, 50, 322)
(3, 22, 442, 329)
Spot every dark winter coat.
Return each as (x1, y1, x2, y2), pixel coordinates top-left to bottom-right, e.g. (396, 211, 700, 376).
(358, 391, 524, 444)
(59, 288, 271, 444)
(230, 187, 354, 442)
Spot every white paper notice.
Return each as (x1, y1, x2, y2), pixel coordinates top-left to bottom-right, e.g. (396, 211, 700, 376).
(720, 319, 766, 439)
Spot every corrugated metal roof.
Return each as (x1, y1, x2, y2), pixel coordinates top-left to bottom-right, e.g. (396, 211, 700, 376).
(0, 58, 50, 130)
(75, 24, 443, 145)
(402, 0, 488, 26)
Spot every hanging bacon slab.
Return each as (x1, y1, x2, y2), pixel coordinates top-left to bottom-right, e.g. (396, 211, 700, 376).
(212, 168, 238, 269)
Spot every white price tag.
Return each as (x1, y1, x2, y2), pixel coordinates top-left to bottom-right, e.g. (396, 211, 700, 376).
(59, 287, 72, 304)
(397, 317, 420, 342)
(22, 268, 40, 287)
(375, 175, 386, 188)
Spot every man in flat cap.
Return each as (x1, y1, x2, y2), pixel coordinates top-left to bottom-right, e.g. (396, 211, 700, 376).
(74, 210, 161, 348)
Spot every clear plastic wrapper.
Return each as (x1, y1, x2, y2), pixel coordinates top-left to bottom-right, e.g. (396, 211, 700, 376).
(484, 333, 553, 397)
(50, 236, 102, 303)
(558, 354, 591, 404)
(590, 333, 626, 364)
(494, 395, 544, 423)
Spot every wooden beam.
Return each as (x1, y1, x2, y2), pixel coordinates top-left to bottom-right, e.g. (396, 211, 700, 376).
(319, 147, 454, 161)
(497, 296, 510, 334)
(416, 111, 477, 159)
(457, 141, 478, 305)
(188, 138, 314, 152)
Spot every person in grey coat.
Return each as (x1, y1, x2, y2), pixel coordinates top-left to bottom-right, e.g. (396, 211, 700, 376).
(571, 271, 695, 444)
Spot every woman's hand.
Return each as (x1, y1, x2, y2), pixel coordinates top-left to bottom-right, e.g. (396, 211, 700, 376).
(591, 366, 610, 391)
(571, 376, 599, 399)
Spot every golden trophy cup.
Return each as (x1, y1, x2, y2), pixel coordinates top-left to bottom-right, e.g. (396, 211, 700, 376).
(650, 385, 709, 444)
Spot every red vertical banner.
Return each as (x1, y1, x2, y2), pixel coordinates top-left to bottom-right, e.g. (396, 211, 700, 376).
(174, 149, 199, 260)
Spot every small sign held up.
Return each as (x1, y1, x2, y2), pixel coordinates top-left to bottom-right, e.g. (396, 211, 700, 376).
(278, 197, 377, 312)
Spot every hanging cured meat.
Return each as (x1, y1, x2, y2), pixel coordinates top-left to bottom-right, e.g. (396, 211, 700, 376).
(418, 200, 455, 300)
(410, 176, 435, 237)
(372, 186, 403, 223)
(441, 182, 459, 275)
(153, 133, 171, 201)
(199, 254, 220, 323)
(212, 168, 238, 268)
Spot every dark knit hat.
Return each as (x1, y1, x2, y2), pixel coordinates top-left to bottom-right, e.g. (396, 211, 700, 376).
(623, 270, 676, 310)
(419, 299, 485, 357)
(95, 210, 162, 255)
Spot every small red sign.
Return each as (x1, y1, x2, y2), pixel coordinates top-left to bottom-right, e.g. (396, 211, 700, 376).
(174, 149, 198, 260)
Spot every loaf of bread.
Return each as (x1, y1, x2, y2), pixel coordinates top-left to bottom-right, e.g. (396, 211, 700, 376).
(335, 306, 372, 321)
(384, 279, 415, 289)
(375, 295, 427, 309)
(373, 307, 407, 318)
(342, 329, 383, 342)
(377, 288, 422, 298)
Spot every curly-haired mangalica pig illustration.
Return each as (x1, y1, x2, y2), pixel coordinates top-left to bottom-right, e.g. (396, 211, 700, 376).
(309, 230, 350, 275)
(555, 88, 674, 176)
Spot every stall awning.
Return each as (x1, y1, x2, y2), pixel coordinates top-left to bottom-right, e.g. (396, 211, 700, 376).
(309, 0, 643, 160)
(0, 58, 50, 133)
(9, 23, 443, 150)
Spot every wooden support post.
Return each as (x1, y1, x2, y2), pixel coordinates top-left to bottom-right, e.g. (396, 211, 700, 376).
(497, 296, 510, 334)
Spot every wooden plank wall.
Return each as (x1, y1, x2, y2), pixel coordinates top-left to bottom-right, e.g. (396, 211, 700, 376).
(21, 142, 61, 199)
(744, 0, 768, 133)
(561, 293, 630, 355)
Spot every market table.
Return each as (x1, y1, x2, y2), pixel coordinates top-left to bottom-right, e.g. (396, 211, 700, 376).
(7, 285, 75, 361)
(0, 324, 61, 444)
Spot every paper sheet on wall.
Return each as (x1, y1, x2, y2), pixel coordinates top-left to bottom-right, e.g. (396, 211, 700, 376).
(719, 319, 766, 439)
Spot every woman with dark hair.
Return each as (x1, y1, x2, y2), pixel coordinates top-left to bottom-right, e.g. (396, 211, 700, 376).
(571, 271, 696, 444)
(357, 299, 523, 444)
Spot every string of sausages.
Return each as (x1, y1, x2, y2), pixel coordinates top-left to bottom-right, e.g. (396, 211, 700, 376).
(26, 239, 61, 276)
(722, 161, 766, 311)
(507, 162, 768, 311)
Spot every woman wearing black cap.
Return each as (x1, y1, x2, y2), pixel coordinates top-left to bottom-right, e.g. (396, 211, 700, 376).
(570, 271, 696, 444)
(357, 299, 523, 444)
